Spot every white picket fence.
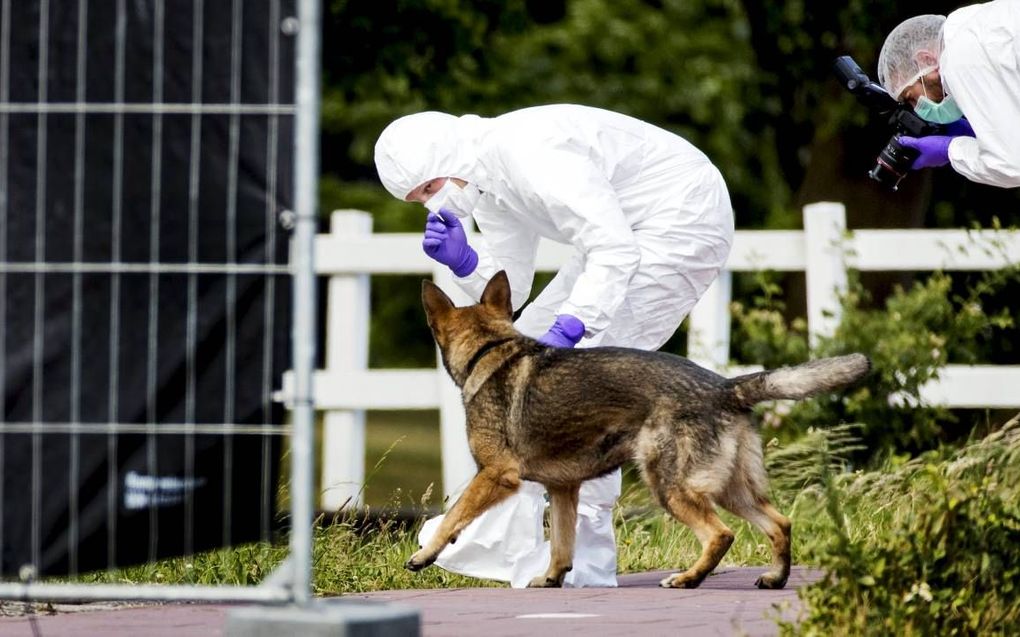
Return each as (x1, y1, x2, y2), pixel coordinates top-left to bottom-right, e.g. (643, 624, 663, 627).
(281, 202, 1020, 510)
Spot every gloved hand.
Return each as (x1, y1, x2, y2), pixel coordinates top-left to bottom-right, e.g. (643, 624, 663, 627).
(943, 118, 975, 137)
(899, 135, 953, 169)
(422, 211, 478, 277)
(537, 314, 585, 348)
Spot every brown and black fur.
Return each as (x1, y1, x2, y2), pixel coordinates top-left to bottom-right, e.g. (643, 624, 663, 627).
(411, 271, 871, 589)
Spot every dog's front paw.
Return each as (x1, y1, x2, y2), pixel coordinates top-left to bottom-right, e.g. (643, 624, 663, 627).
(659, 572, 703, 589)
(754, 572, 788, 590)
(404, 550, 437, 572)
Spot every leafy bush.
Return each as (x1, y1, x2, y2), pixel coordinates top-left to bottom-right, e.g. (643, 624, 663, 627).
(732, 264, 1017, 456)
(782, 415, 1020, 636)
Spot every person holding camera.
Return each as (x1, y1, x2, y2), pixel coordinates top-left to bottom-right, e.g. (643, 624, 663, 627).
(374, 104, 735, 587)
(877, 2, 1020, 188)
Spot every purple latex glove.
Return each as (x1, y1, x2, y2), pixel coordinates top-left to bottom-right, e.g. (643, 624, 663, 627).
(899, 135, 953, 169)
(537, 314, 585, 348)
(422, 210, 478, 277)
(943, 118, 975, 137)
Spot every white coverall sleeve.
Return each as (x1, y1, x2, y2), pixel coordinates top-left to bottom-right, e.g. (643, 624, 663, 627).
(947, 77, 1020, 187)
(506, 148, 641, 337)
(945, 12, 1020, 187)
(454, 202, 539, 312)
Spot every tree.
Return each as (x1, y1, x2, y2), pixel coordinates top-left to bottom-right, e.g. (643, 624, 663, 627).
(318, 0, 1020, 368)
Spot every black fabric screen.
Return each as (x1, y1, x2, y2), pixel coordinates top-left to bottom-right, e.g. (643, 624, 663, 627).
(0, 0, 295, 576)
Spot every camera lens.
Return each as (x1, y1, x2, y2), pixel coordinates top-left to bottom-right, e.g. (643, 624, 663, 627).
(869, 135, 920, 191)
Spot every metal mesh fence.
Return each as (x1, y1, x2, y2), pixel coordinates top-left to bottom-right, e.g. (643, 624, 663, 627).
(0, 0, 316, 603)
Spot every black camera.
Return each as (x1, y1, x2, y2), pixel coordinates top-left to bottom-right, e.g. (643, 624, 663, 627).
(833, 55, 944, 191)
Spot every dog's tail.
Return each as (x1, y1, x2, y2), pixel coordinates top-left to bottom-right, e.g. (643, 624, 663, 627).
(726, 353, 871, 408)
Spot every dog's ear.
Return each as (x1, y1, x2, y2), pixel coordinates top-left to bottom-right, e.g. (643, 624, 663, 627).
(422, 279, 454, 322)
(481, 270, 513, 317)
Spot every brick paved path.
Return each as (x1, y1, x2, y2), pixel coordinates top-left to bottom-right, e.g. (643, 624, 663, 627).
(352, 566, 821, 636)
(0, 566, 821, 636)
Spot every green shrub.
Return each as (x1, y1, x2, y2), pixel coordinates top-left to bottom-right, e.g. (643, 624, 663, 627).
(783, 415, 1020, 636)
(733, 265, 1017, 456)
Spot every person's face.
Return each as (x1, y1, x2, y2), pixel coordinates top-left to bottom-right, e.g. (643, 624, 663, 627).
(405, 177, 467, 204)
(899, 69, 944, 107)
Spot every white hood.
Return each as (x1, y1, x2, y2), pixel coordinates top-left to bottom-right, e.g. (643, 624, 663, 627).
(374, 111, 489, 200)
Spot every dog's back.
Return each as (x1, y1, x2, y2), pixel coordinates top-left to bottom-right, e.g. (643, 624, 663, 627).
(522, 346, 869, 411)
(494, 347, 869, 487)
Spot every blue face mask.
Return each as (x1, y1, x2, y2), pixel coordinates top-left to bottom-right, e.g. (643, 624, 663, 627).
(914, 94, 964, 124)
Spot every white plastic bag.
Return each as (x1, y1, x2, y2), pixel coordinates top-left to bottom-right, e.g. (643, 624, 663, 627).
(418, 481, 547, 583)
(418, 470, 621, 588)
(510, 469, 620, 588)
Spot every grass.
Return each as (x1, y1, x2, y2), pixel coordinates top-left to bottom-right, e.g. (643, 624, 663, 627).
(781, 413, 1020, 634)
(362, 410, 443, 510)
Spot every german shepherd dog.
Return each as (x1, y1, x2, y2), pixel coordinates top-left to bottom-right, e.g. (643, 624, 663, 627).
(411, 271, 870, 589)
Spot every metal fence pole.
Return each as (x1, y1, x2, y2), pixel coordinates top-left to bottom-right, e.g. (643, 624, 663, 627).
(290, 0, 321, 607)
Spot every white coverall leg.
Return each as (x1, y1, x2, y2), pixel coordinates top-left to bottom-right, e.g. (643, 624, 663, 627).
(418, 163, 733, 587)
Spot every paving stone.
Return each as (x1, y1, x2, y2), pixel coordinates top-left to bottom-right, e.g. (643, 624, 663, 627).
(0, 566, 823, 636)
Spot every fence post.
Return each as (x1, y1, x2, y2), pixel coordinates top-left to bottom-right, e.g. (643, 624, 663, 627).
(803, 202, 848, 348)
(432, 265, 477, 505)
(686, 271, 733, 371)
(320, 210, 371, 511)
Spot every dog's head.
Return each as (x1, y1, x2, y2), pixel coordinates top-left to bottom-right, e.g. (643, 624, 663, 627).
(421, 271, 516, 382)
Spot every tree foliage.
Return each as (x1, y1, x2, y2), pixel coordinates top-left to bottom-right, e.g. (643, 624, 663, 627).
(322, 0, 784, 225)
(318, 0, 1020, 405)
(321, 0, 1020, 229)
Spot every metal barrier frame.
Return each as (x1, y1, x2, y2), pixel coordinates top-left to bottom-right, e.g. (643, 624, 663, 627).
(0, 0, 320, 606)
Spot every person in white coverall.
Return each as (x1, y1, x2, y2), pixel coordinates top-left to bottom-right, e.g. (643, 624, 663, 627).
(876, 1, 1020, 187)
(374, 104, 734, 588)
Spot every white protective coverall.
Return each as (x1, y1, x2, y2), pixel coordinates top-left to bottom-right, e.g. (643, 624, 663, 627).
(941, 1, 1020, 187)
(879, 2, 1020, 187)
(375, 104, 734, 587)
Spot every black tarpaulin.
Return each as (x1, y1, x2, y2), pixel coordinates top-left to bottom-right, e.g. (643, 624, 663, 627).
(0, 0, 295, 576)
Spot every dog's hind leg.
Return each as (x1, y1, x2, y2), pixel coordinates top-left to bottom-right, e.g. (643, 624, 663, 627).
(717, 434, 791, 589)
(406, 463, 521, 572)
(657, 487, 734, 589)
(714, 476, 791, 587)
(714, 489, 791, 587)
(527, 483, 580, 588)
(721, 497, 790, 589)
